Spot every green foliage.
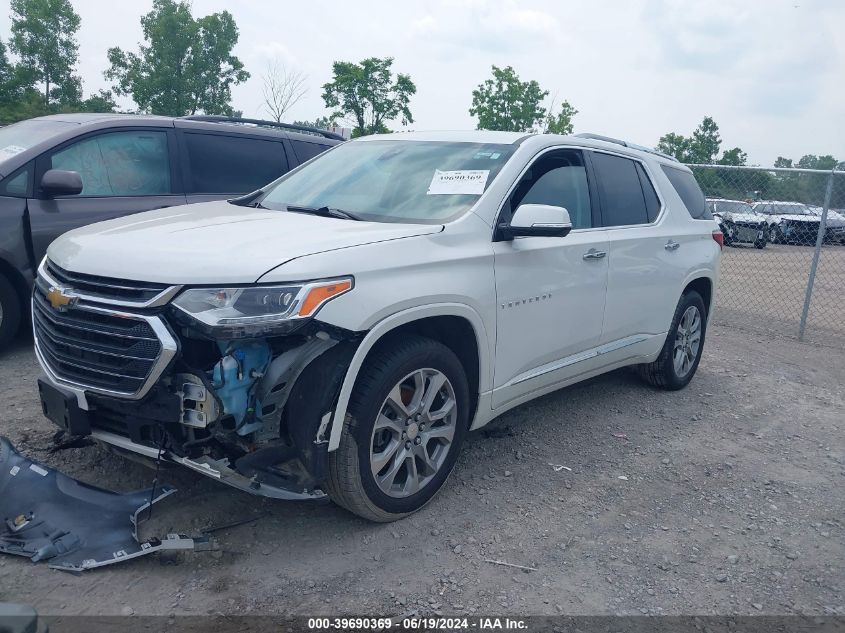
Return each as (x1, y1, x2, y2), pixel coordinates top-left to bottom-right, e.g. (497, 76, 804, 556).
(9, 0, 81, 108)
(544, 100, 578, 135)
(656, 116, 748, 166)
(774, 156, 793, 168)
(718, 147, 747, 166)
(105, 0, 249, 116)
(797, 154, 839, 171)
(292, 116, 336, 130)
(656, 132, 692, 162)
(321, 57, 415, 137)
(469, 65, 548, 132)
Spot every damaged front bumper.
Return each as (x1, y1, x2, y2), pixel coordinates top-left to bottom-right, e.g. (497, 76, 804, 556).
(0, 436, 206, 572)
(32, 266, 361, 501)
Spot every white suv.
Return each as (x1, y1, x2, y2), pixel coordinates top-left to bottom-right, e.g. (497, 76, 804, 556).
(33, 131, 721, 521)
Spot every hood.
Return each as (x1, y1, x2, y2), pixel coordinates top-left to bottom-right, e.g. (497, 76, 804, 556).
(716, 212, 765, 224)
(769, 214, 820, 223)
(47, 201, 443, 284)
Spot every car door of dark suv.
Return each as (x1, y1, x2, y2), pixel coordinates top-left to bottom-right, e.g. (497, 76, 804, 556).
(27, 127, 186, 265)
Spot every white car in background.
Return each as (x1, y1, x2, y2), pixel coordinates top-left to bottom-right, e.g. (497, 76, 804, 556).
(808, 206, 845, 244)
(752, 201, 822, 245)
(706, 198, 769, 248)
(33, 131, 721, 521)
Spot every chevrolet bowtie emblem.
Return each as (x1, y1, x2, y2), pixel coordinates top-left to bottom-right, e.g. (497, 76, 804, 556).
(46, 286, 78, 312)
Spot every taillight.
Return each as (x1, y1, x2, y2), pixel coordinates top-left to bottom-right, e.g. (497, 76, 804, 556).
(712, 230, 724, 249)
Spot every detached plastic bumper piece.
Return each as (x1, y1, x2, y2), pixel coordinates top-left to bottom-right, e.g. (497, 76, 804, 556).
(0, 436, 201, 572)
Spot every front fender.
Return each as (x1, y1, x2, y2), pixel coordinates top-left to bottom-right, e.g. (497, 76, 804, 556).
(326, 302, 492, 452)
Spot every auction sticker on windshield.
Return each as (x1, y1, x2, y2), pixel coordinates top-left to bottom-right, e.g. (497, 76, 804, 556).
(427, 169, 490, 195)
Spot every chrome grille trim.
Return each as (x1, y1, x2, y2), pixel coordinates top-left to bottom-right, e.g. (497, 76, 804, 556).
(33, 291, 178, 401)
(41, 258, 182, 308)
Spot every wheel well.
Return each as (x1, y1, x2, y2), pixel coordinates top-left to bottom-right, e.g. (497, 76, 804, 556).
(368, 316, 481, 424)
(0, 258, 31, 322)
(684, 277, 712, 316)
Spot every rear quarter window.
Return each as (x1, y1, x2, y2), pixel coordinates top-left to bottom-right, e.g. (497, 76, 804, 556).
(661, 165, 711, 220)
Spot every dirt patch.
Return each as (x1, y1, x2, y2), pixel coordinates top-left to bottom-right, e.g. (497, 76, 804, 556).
(0, 324, 842, 617)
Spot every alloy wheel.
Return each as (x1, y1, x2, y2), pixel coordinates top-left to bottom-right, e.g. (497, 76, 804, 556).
(673, 306, 702, 378)
(369, 368, 458, 498)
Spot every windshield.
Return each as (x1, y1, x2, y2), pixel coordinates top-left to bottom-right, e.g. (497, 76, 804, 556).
(0, 119, 75, 167)
(718, 201, 754, 214)
(756, 203, 812, 215)
(259, 140, 516, 224)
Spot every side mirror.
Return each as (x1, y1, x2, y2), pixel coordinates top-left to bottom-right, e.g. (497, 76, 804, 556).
(41, 170, 83, 197)
(499, 204, 572, 240)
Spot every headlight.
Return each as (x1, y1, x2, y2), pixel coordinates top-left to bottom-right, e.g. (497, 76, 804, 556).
(172, 277, 352, 335)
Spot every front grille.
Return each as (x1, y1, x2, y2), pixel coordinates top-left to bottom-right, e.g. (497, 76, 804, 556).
(45, 259, 173, 305)
(33, 285, 172, 396)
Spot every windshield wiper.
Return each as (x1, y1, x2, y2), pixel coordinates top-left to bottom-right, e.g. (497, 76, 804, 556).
(285, 205, 363, 221)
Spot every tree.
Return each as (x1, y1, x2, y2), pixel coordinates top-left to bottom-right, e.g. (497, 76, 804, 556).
(322, 57, 415, 138)
(719, 147, 747, 166)
(544, 99, 578, 135)
(9, 0, 81, 108)
(77, 89, 117, 113)
(774, 156, 793, 168)
(293, 116, 336, 130)
(105, 0, 249, 116)
(688, 116, 721, 163)
(656, 132, 692, 162)
(469, 65, 548, 132)
(262, 59, 307, 122)
(797, 154, 839, 171)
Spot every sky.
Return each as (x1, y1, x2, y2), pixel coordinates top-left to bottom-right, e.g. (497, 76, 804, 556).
(1, 0, 843, 166)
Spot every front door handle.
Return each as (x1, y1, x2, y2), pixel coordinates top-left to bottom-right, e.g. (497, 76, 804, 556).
(582, 249, 607, 260)
(665, 240, 680, 251)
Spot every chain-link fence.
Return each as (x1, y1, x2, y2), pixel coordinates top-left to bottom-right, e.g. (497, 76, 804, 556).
(687, 164, 845, 347)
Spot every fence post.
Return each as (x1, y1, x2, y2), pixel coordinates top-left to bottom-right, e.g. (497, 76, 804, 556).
(798, 170, 835, 340)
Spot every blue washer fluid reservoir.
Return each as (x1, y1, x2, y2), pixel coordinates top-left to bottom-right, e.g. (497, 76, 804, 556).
(211, 340, 272, 436)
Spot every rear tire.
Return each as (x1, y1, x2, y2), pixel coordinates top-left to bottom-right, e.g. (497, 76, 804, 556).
(638, 291, 707, 391)
(325, 335, 470, 522)
(0, 274, 22, 352)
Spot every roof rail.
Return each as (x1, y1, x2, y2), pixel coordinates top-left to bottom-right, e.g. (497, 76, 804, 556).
(573, 132, 678, 162)
(180, 115, 345, 141)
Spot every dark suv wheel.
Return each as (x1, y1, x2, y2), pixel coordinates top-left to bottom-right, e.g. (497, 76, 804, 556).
(639, 291, 707, 390)
(325, 335, 469, 522)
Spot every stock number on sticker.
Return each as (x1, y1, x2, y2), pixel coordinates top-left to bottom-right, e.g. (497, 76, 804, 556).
(308, 618, 393, 630)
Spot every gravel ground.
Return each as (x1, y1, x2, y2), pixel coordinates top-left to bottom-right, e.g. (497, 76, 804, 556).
(0, 322, 843, 618)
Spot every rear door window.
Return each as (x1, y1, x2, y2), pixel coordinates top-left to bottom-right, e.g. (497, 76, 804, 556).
(49, 131, 171, 197)
(183, 133, 288, 194)
(591, 152, 650, 226)
(290, 139, 330, 164)
(661, 165, 710, 219)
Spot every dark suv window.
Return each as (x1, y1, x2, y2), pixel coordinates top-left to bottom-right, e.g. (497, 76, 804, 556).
(183, 133, 288, 194)
(291, 139, 329, 163)
(49, 131, 171, 197)
(661, 165, 710, 219)
(508, 150, 593, 229)
(591, 152, 652, 227)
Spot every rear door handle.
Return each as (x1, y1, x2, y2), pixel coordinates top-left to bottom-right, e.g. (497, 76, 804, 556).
(665, 240, 680, 251)
(582, 249, 607, 260)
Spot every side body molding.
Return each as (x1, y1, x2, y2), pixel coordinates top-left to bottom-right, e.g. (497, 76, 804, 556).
(327, 303, 492, 452)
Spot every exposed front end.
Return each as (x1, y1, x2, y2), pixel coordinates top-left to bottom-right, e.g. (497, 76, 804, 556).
(32, 259, 361, 500)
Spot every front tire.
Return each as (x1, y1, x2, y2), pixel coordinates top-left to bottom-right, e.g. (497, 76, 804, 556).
(639, 291, 707, 391)
(325, 335, 470, 522)
(0, 274, 22, 352)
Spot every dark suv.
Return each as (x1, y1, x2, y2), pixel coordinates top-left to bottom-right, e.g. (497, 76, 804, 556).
(0, 114, 342, 349)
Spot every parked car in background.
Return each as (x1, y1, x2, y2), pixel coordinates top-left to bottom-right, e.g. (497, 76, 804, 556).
(706, 198, 769, 248)
(0, 114, 342, 350)
(32, 131, 720, 521)
(751, 201, 823, 245)
(808, 205, 845, 244)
